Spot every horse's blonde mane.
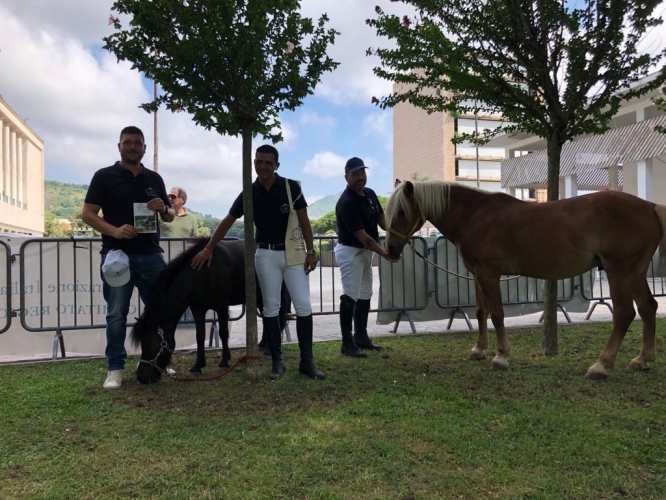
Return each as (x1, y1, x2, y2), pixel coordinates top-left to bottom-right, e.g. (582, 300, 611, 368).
(385, 181, 454, 224)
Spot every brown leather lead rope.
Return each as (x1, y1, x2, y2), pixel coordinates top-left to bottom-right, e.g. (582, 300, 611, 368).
(172, 355, 261, 382)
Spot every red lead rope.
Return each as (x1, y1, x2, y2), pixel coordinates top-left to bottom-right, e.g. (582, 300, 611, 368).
(172, 355, 262, 382)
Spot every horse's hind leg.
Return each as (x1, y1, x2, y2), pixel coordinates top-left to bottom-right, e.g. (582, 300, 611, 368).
(470, 277, 489, 360)
(476, 275, 511, 370)
(586, 273, 636, 380)
(628, 276, 657, 371)
(216, 307, 231, 370)
(189, 307, 208, 376)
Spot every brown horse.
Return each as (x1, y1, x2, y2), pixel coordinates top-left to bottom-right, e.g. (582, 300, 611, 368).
(384, 180, 666, 379)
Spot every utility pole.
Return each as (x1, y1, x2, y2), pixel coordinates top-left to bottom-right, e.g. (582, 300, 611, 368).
(153, 81, 158, 172)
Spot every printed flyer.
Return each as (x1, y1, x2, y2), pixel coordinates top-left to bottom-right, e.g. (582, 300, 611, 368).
(133, 203, 157, 233)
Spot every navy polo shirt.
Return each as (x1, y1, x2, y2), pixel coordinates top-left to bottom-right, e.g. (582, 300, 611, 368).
(229, 174, 307, 245)
(84, 162, 170, 254)
(336, 186, 383, 248)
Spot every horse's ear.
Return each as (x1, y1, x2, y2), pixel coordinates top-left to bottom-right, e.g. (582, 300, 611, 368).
(404, 181, 414, 199)
(394, 178, 402, 188)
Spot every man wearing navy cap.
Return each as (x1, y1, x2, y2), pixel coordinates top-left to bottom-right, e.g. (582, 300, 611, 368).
(335, 157, 397, 357)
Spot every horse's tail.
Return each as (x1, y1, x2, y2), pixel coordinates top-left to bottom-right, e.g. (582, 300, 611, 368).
(654, 204, 666, 277)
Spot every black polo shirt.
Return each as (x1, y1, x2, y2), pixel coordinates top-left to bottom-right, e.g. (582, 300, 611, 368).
(229, 174, 307, 245)
(336, 186, 383, 248)
(85, 162, 170, 254)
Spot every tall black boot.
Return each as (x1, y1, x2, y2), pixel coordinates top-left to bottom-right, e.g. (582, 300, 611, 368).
(265, 316, 286, 380)
(258, 322, 271, 358)
(340, 295, 367, 358)
(296, 315, 325, 379)
(353, 299, 382, 351)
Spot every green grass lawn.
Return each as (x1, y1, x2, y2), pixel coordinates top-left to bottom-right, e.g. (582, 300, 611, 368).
(1, 321, 665, 499)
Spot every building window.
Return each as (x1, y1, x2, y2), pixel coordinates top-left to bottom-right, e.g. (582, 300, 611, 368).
(528, 188, 536, 199)
(455, 159, 459, 176)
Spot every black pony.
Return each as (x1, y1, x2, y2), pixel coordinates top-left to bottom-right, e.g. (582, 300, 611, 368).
(132, 238, 286, 384)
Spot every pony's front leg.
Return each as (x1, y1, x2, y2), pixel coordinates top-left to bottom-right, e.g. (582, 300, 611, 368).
(477, 275, 511, 370)
(216, 307, 231, 370)
(189, 307, 208, 376)
(470, 278, 489, 360)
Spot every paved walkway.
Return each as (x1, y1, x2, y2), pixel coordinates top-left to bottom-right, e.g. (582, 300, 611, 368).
(3, 297, 666, 364)
(208, 296, 665, 351)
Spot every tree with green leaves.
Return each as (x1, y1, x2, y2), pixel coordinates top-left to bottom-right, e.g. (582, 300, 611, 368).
(370, 0, 666, 355)
(104, 0, 338, 378)
(44, 212, 71, 238)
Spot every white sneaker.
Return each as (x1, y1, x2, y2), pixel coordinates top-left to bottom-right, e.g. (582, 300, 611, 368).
(103, 370, 124, 390)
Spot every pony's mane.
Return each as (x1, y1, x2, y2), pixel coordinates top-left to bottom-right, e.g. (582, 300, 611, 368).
(150, 238, 210, 304)
(131, 238, 209, 346)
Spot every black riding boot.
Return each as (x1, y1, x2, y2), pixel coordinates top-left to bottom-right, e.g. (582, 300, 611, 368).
(258, 322, 271, 358)
(265, 316, 286, 380)
(340, 295, 367, 358)
(353, 299, 382, 351)
(296, 315, 325, 379)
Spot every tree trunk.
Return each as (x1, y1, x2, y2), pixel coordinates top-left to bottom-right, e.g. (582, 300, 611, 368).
(241, 128, 259, 379)
(542, 132, 564, 356)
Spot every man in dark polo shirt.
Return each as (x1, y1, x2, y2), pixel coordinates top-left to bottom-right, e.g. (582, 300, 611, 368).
(191, 144, 324, 381)
(335, 157, 397, 358)
(82, 126, 174, 390)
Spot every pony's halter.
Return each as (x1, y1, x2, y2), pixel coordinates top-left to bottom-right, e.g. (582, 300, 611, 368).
(387, 198, 426, 244)
(138, 327, 175, 377)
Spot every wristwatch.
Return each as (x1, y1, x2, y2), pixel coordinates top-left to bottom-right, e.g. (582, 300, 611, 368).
(306, 249, 316, 256)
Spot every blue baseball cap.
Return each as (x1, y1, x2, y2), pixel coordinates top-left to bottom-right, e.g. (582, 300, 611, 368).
(345, 157, 367, 174)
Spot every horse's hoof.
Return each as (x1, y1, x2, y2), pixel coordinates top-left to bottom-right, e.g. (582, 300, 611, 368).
(628, 359, 650, 372)
(469, 349, 486, 361)
(586, 360, 611, 380)
(585, 366, 608, 380)
(491, 358, 509, 371)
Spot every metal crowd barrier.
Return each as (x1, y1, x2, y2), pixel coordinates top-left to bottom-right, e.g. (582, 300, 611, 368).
(16, 237, 242, 358)
(8, 234, 661, 361)
(580, 256, 666, 319)
(384, 236, 580, 332)
(0, 239, 11, 334)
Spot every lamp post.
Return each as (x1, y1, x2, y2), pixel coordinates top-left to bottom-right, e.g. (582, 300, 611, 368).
(153, 81, 158, 172)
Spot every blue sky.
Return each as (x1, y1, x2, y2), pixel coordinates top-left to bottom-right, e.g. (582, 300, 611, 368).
(0, 0, 407, 217)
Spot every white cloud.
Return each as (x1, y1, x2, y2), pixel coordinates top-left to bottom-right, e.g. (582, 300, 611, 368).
(363, 111, 393, 152)
(299, 110, 337, 137)
(300, 0, 411, 106)
(303, 151, 346, 179)
(0, 4, 246, 215)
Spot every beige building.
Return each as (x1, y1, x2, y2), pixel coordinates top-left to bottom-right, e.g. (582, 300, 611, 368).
(0, 97, 44, 236)
(393, 84, 507, 193)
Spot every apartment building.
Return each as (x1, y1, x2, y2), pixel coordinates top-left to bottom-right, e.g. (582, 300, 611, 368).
(393, 84, 506, 193)
(0, 97, 44, 235)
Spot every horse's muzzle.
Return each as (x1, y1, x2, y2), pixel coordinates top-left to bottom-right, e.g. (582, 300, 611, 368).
(136, 363, 162, 385)
(387, 245, 402, 259)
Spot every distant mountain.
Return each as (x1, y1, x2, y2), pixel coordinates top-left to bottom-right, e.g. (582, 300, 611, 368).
(308, 192, 342, 219)
(45, 179, 342, 225)
(45, 180, 89, 218)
